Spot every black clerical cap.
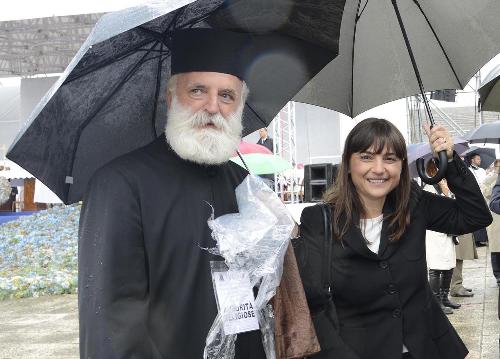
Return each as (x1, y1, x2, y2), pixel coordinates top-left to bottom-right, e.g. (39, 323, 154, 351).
(170, 28, 252, 80)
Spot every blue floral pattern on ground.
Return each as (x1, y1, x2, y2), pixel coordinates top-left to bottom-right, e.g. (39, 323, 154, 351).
(0, 204, 80, 300)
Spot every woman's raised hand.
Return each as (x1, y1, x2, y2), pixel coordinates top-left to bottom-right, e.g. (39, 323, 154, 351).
(424, 123, 454, 160)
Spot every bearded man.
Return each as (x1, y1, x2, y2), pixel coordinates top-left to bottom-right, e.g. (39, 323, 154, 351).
(78, 29, 267, 358)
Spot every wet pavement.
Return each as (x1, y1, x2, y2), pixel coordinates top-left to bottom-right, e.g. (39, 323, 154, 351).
(0, 247, 498, 358)
(447, 246, 500, 359)
(0, 293, 78, 358)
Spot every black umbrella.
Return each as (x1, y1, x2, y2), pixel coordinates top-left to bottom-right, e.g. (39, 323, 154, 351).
(479, 65, 500, 112)
(465, 121, 500, 144)
(461, 146, 496, 170)
(295, 0, 500, 183)
(7, 0, 345, 204)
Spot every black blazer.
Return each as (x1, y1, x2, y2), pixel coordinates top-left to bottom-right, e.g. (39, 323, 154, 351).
(296, 155, 492, 359)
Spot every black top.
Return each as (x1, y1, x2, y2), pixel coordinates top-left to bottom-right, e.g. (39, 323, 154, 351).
(78, 135, 266, 358)
(257, 137, 274, 153)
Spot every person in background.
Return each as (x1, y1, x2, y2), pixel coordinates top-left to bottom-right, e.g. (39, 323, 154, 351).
(484, 160, 500, 287)
(295, 118, 492, 359)
(256, 127, 275, 187)
(468, 153, 488, 247)
(424, 160, 460, 315)
(468, 154, 487, 184)
(450, 156, 477, 298)
(488, 165, 500, 332)
(257, 127, 274, 153)
(450, 232, 477, 297)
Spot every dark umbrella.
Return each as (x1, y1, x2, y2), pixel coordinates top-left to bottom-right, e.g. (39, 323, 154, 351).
(460, 146, 496, 170)
(407, 137, 468, 178)
(7, 0, 345, 204)
(465, 121, 500, 144)
(479, 65, 500, 112)
(295, 0, 500, 183)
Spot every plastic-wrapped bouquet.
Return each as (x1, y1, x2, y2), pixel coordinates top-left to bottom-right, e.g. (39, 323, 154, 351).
(203, 175, 295, 359)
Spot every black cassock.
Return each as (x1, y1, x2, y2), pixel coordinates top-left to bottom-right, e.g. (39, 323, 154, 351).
(79, 135, 266, 358)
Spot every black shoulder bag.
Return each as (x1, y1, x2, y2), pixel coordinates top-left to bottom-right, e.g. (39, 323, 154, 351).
(310, 205, 362, 359)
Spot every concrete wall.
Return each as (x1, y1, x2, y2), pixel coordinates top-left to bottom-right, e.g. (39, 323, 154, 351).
(354, 98, 409, 142)
(244, 102, 356, 166)
(296, 103, 342, 165)
(0, 86, 20, 158)
(0, 76, 58, 159)
(20, 77, 58, 124)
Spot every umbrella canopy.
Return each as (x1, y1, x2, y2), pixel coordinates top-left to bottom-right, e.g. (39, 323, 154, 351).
(460, 146, 496, 170)
(236, 141, 272, 155)
(465, 121, 500, 144)
(7, 0, 344, 204)
(406, 137, 468, 178)
(230, 153, 292, 175)
(295, 0, 500, 118)
(479, 64, 500, 112)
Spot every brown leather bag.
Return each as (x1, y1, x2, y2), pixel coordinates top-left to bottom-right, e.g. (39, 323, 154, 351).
(273, 244, 321, 359)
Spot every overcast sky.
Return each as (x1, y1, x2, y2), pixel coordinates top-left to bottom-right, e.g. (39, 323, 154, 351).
(0, 0, 148, 21)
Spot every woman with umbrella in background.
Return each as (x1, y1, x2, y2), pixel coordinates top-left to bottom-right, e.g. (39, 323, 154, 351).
(488, 169, 500, 323)
(294, 118, 492, 359)
(423, 160, 460, 315)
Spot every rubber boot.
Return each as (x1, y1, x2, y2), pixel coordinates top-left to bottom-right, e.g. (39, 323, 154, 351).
(429, 269, 453, 314)
(441, 269, 461, 309)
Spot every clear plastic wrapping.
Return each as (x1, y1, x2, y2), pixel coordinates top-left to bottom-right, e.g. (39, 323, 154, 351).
(204, 175, 295, 359)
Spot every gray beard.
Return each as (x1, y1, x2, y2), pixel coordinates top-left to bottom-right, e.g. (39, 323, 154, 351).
(165, 97, 243, 165)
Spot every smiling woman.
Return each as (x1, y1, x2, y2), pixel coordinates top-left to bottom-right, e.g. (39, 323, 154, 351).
(294, 117, 493, 359)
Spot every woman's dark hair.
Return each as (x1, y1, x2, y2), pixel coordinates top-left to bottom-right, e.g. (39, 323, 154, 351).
(323, 118, 411, 241)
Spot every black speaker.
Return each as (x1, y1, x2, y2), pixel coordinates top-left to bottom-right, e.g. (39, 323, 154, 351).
(430, 89, 456, 102)
(304, 163, 338, 202)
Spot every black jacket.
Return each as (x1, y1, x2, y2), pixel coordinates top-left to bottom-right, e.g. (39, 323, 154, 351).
(296, 155, 492, 359)
(79, 135, 266, 358)
(257, 137, 274, 153)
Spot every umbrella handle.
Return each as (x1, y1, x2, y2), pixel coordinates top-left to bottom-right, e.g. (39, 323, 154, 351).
(416, 150, 448, 184)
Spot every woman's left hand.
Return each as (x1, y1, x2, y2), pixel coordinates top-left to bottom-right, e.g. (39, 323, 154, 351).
(424, 124, 454, 160)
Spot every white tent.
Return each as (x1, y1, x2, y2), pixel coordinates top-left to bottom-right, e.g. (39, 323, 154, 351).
(0, 159, 32, 181)
(34, 180, 62, 204)
(0, 159, 62, 203)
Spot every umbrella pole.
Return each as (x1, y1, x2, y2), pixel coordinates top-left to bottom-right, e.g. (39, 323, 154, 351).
(391, 0, 435, 128)
(236, 151, 252, 174)
(391, 0, 448, 184)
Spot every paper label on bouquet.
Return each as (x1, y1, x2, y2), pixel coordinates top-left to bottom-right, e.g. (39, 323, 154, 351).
(212, 270, 259, 335)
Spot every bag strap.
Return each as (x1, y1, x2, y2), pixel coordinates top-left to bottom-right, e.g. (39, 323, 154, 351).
(321, 204, 333, 292)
